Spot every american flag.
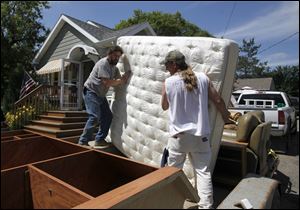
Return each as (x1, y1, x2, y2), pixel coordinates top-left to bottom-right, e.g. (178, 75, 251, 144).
(19, 71, 37, 99)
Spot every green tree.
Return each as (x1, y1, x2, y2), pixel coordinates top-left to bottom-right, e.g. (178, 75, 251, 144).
(115, 10, 213, 37)
(266, 65, 299, 97)
(1, 1, 49, 112)
(236, 38, 269, 78)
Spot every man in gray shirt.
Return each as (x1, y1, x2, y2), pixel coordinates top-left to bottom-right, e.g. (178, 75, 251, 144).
(78, 45, 131, 148)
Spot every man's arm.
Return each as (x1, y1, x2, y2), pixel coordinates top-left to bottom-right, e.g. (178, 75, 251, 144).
(101, 71, 131, 87)
(208, 80, 230, 123)
(161, 82, 169, 110)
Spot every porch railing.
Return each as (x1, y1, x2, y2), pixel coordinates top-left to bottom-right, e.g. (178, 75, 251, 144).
(11, 85, 60, 129)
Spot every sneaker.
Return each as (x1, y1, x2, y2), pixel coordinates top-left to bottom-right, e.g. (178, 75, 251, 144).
(93, 140, 111, 149)
(78, 142, 91, 149)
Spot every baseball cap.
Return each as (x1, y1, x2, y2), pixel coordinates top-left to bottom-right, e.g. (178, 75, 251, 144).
(161, 50, 186, 65)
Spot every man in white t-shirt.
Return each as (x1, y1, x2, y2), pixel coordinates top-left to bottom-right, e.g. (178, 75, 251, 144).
(161, 50, 230, 209)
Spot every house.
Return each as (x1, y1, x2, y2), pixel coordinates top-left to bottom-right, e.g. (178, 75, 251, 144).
(33, 14, 156, 110)
(233, 77, 276, 91)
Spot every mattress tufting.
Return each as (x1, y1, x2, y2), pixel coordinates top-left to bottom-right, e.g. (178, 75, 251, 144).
(109, 36, 238, 185)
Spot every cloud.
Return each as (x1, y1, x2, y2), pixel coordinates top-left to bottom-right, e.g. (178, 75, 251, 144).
(260, 52, 299, 67)
(183, 1, 221, 11)
(215, 2, 299, 42)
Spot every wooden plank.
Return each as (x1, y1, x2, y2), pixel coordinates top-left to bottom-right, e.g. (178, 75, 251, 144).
(24, 125, 84, 138)
(1, 129, 28, 138)
(31, 150, 158, 198)
(1, 136, 87, 170)
(1, 135, 42, 143)
(31, 120, 86, 130)
(26, 149, 157, 209)
(39, 115, 88, 123)
(74, 167, 199, 209)
(28, 165, 93, 209)
(46, 111, 87, 117)
(1, 133, 40, 142)
(1, 166, 33, 209)
(17, 133, 40, 138)
(1, 136, 14, 141)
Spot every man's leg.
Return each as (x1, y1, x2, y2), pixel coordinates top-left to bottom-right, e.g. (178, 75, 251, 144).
(95, 97, 113, 144)
(78, 90, 100, 145)
(167, 136, 187, 168)
(189, 150, 213, 209)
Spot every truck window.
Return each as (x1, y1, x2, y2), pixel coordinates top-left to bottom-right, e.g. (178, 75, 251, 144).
(232, 93, 241, 101)
(239, 94, 285, 107)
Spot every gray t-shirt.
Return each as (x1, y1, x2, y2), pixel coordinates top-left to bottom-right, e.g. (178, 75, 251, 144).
(84, 56, 121, 97)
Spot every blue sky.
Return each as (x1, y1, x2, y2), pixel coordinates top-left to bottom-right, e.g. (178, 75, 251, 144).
(41, 1, 299, 68)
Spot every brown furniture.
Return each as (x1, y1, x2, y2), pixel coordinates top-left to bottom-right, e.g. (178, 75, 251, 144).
(2, 130, 199, 209)
(28, 150, 199, 209)
(1, 130, 88, 209)
(214, 111, 272, 186)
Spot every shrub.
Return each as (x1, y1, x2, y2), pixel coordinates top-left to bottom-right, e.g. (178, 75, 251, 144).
(5, 105, 36, 129)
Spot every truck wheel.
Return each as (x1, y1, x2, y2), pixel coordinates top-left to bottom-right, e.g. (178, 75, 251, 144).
(285, 119, 292, 153)
(290, 120, 297, 134)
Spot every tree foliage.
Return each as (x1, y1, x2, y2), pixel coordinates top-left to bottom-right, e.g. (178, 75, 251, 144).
(236, 38, 298, 96)
(236, 38, 269, 78)
(1, 1, 49, 112)
(266, 65, 299, 97)
(115, 10, 213, 37)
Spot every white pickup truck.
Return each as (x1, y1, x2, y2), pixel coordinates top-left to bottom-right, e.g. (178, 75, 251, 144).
(229, 90, 297, 137)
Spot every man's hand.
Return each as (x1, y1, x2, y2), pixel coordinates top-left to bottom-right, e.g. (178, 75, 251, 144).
(101, 71, 132, 87)
(121, 70, 132, 84)
(223, 110, 232, 124)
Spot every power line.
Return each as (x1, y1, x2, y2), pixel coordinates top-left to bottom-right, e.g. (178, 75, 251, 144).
(257, 32, 299, 55)
(222, 1, 237, 38)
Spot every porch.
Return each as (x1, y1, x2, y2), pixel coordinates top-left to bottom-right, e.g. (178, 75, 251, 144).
(10, 84, 114, 140)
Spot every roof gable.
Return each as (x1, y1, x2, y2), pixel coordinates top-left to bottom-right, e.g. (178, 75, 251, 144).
(34, 14, 156, 63)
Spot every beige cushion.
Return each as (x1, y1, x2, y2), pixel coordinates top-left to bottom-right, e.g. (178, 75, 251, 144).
(246, 110, 265, 123)
(236, 113, 260, 142)
(249, 121, 272, 175)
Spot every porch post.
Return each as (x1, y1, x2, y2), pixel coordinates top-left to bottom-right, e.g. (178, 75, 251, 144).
(78, 63, 83, 110)
(60, 59, 64, 110)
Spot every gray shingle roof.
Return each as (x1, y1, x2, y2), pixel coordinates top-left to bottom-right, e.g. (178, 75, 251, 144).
(234, 77, 275, 90)
(64, 14, 149, 41)
(86, 20, 114, 31)
(102, 23, 149, 39)
(64, 14, 114, 40)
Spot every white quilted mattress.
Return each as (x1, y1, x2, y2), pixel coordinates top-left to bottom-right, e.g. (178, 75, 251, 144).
(109, 36, 238, 185)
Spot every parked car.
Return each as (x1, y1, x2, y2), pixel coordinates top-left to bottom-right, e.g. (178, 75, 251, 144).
(229, 90, 297, 136)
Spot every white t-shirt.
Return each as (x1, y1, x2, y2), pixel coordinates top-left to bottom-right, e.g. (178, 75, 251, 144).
(165, 71, 211, 137)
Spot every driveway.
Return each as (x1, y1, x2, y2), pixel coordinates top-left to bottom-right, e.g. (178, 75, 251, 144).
(271, 129, 299, 209)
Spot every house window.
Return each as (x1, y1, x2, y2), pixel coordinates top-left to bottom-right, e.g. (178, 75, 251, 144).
(51, 72, 60, 86)
(39, 74, 50, 84)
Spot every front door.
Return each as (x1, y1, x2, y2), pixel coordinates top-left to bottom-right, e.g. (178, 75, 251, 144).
(60, 59, 82, 110)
